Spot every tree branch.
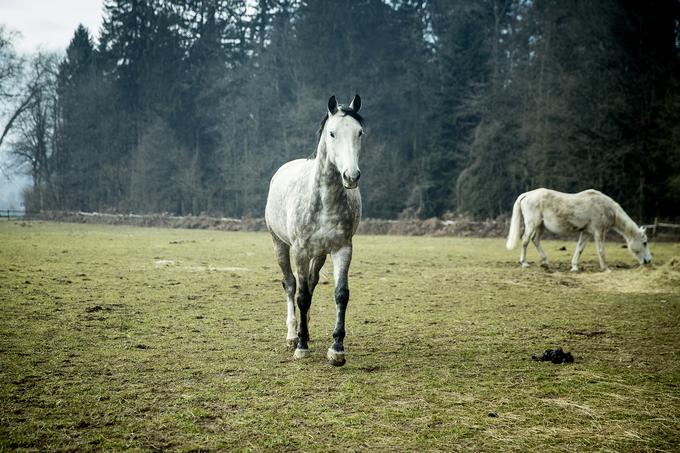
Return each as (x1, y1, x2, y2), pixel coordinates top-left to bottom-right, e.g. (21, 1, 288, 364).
(0, 89, 37, 150)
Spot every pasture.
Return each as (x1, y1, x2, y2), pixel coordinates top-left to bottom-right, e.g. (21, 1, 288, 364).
(1, 221, 679, 451)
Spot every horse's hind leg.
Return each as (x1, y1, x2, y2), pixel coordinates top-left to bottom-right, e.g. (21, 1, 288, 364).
(293, 253, 312, 359)
(327, 246, 352, 367)
(519, 224, 534, 268)
(571, 232, 589, 272)
(271, 235, 297, 348)
(532, 225, 549, 267)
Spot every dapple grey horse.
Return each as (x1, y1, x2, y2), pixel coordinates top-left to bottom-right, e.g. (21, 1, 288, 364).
(265, 95, 364, 366)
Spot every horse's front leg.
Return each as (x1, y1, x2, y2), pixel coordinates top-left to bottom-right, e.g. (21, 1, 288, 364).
(293, 255, 312, 359)
(328, 246, 352, 366)
(593, 230, 610, 272)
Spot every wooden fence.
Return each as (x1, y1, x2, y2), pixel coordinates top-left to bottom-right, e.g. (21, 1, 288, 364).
(1, 210, 26, 219)
(5, 209, 680, 239)
(643, 218, 680, 238)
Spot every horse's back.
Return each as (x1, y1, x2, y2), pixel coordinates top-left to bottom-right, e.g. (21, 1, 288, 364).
(521, 188, 615, 233)
(523, 188, 609, 206)
(265, 159, 312, 245)
(268, 159, 311, 193)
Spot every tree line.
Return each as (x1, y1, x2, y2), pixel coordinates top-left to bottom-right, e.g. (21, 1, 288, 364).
(2, 0, 679, 221)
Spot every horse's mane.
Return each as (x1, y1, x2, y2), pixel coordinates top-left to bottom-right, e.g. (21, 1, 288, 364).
(611, 198, 641, 237)
(316, 106, 364, 140)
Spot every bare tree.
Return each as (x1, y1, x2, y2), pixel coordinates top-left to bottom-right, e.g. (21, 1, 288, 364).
(0, 26, 39, 155)
(7, 53, 59, 210)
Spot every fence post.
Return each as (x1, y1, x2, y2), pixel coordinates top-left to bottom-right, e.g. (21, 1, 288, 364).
(653, 217, 658, 238)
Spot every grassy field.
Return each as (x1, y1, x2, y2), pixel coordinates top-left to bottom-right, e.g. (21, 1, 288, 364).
(1, 221, 679, 451)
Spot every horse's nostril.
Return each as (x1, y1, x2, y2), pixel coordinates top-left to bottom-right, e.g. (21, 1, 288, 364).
(343, 170, 360, 183)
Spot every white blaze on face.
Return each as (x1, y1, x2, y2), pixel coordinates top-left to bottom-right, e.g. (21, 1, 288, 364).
(326, 113, 363, 189)
(640, 234, 652, 264)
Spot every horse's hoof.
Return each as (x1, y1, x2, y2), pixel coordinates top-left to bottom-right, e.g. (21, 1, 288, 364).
(293, 348, 310, 360)
(326, 348, 346, 367)
(570, 267, 579, 272)
(521, 262, 530, 268)
(286, 337, 298, 349)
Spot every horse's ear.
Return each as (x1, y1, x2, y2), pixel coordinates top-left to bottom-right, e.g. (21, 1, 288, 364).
(349, 94, 361, 112)
(641, 226, 647, 233)
(328, 95, 338, 115)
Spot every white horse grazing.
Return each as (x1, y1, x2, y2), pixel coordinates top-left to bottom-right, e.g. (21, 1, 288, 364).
(265, 94, 363, 366)
(506, 188, 651, 271)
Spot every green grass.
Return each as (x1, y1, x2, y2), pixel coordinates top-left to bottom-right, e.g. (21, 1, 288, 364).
(1, 221, 679, 451)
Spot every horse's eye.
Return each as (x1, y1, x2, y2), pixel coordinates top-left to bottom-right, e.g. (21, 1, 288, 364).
(358, 130, 363, 137)
(329, 131, 336, 138)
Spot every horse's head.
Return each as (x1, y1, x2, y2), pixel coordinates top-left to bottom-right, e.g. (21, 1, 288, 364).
(323, 94, 364, 189)
(627, 226, 652, 265)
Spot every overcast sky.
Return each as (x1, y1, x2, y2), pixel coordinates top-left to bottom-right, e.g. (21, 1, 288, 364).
(1, 1, 105, 208)
(2, 0, 105, 54)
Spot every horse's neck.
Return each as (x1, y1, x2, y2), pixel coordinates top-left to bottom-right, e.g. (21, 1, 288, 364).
(613, 205, 638, 239)
(313, 140, 346, 210)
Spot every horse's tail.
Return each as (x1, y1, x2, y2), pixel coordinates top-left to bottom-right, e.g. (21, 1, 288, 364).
(506, 194, 525, 250)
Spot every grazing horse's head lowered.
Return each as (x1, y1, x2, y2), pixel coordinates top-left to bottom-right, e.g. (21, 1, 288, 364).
(319, 95, 364, 189)
(626, 226, 652, 265)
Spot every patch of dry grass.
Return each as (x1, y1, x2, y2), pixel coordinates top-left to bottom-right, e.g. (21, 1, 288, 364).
(1, 221, 679, 451)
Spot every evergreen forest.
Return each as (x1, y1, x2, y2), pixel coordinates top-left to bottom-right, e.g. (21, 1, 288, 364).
(2, 0, 680, 221)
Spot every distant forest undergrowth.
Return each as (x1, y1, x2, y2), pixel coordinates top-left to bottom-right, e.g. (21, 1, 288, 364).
(26, 211, 680, 241)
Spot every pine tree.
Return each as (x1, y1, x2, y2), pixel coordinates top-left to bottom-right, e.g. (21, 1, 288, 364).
(55, 25, 97, 210)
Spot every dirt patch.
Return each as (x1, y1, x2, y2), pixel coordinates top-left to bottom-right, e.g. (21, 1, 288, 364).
(357, 215, 509, 237)
(532, 348, 575, 364)
(33, 211, 267, 232)
(181, 266, 249, 272)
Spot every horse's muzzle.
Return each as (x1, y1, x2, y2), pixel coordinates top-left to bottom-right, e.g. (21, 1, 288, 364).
(342, 169, 361, 189)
